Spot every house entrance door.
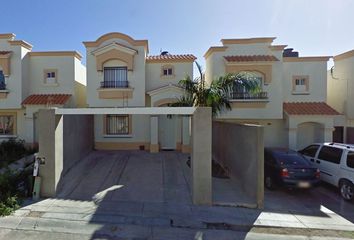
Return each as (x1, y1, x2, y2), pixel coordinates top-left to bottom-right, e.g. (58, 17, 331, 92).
(159, 115, 176, 150)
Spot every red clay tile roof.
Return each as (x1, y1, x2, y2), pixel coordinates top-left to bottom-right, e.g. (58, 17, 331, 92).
(224, 55, 279, 62)
(22, 94, 71, 105)
(146, 54, 196, 62)
(0, 51, 11, 55)
(283, 102, 340, 115)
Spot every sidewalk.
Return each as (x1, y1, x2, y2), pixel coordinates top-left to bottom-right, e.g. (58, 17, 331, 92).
(0, 198, 353, 239)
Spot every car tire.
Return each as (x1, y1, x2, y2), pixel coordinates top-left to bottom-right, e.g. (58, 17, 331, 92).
(339, 180, 354, 201)
(265, 176, 275, 190)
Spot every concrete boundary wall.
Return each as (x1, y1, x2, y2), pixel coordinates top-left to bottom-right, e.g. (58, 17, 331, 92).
(62, 114, 94, 174)
(212, 121, 264, 208)
(38, 109, 94, 197)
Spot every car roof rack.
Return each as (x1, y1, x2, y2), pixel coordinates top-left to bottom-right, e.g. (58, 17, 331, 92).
(328, 142, 354, 149)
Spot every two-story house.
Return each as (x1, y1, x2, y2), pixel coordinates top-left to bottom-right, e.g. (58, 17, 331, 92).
(83, 32, 195, 152)
(328, 50, 354, 143)
(205, 37, 339, 150)
(0, 33, 86, 146)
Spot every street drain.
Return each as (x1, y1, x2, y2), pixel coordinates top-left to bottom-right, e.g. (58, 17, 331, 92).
(26, 211, 45, 218)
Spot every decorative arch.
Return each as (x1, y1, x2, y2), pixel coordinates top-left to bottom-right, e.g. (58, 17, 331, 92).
(96, 49, 134, 71)
(296, 122, 325, 150)
(225, 64, 272, 84)
(154, 98, 178, 107)
(83, 32, 148, 52)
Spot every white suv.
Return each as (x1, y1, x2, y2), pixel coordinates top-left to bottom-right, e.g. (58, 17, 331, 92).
(299, 143, 354, 201)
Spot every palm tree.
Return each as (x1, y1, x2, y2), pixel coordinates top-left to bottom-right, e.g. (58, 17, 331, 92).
(171, 61, 260, 116)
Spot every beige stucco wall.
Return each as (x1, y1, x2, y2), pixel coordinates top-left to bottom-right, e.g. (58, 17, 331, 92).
(86, 38, 146, 107)
(204, 43, 284, 120)
(283, 61, 328, 102)
(28, 56, 77, 107)
(74, 58, 87, 107)
(145, 62, 193, 92)
(328, 57, 354, 119)
(285, 114, 335, 150)
(94, 114, 150, 149)
(218, 118, 287, 148)
(0, 39, 27, 109)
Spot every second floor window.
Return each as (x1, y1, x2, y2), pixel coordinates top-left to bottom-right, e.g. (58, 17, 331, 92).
(163, 68, 173, 76)
(44, 69, 58, 85)
(103, 67, 128, 88)
(232, 71, 267, 99)
(0, 71, 5, 90)
(161, 65, 174, 77)
(293, 76, 309, 93)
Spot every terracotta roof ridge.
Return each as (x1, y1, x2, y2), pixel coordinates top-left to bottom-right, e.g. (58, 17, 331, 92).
(283, 102, 340, 115)
(224, 55, 279, 62)
(22, 94, 72, 105)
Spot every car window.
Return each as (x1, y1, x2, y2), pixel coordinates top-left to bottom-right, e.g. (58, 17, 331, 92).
(301, 145, 320, 157)
(347, 151, 354, 169)
(318, 146, 343, 164)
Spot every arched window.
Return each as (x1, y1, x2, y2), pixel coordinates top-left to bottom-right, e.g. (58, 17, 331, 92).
(232, 71, 267, 99)
(102, 60, 128, 88)
(0, 70, 5, 90)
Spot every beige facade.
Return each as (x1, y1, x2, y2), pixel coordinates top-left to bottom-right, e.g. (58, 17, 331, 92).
(1, 31, 351, 151)
(205, 37, 337, 149)
(0, 33, 86, 145)
(84, 32, 194, 152)
(328, 50, 354, 143)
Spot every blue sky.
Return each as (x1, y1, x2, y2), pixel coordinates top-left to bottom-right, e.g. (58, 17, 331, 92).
(2, 0, 354, 68)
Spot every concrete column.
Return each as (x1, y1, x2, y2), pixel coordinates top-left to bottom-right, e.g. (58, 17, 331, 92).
(324, 127, 334, 143)
(38, 109, 63, 197)
(175, 116, 182, 151)
(191, 107, 212, 205)
(24, 116, 34, 145)
(150, 115, 159, 153)
(182, 116, 191, 153)
(288, 128, 297, 150)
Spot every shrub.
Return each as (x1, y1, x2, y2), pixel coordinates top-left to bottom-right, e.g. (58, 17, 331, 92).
(0, 139, 27, 168)
(0, 196, 19, 216)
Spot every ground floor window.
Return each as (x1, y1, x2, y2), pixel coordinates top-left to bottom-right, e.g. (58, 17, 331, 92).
(0, 114, 15, 135)
(105, 115, 130, 135)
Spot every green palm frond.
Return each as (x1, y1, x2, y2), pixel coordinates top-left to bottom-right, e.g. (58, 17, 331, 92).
(171, 61, 263, 117)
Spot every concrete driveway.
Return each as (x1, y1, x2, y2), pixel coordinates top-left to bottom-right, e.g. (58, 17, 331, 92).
(0, 150, 354, 239)
(56, 150, 192, 204)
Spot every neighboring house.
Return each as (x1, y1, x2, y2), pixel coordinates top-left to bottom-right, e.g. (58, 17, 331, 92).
(204, 37, 340, 150)
(327, 50, 354, 143)
(83, 32, 195, 152)
(0, 33, 86, 146)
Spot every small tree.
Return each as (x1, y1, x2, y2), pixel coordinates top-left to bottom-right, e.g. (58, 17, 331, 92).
(171, 62, 260, 116)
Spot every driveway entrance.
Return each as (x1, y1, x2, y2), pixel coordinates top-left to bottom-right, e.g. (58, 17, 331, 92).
(37, 107, 212, 205)
(56, 150, 192, 204)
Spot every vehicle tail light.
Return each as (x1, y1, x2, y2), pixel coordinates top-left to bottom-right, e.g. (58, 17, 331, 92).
(280, 168, 289, 178)
(315, 169, 320, 178)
